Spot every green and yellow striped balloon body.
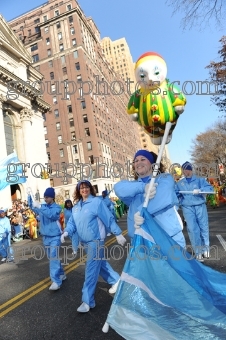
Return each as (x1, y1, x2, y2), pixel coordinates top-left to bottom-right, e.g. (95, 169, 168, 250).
(127, 80, 186, 139)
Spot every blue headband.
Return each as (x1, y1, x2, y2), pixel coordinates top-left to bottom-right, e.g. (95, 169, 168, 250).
(182, 162, 192, 171)
(134, 150, 155, 164)
(76, 180, 91, 190)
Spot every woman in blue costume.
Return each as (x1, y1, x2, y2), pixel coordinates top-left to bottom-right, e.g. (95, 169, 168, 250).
(103, 150, 226, 339)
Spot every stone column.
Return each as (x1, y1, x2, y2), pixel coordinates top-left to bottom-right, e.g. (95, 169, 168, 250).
(0, 95, 7, 157)
(0, 95, 12, 207)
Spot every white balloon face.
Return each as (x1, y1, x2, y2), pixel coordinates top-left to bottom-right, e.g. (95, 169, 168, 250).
(135, 59, 167, 86)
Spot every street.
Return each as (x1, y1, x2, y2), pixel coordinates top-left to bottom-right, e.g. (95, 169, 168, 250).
(0, 205, 226, 340)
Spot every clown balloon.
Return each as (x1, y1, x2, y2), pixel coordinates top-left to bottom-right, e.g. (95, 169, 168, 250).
(127, 52, 186, 144)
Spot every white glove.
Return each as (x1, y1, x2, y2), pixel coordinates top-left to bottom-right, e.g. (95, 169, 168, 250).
(33, 201, 41, 208)
(174, 105, 184, 114)
(193, 189, 201, 195)
(61, 231, 68, 243)
(134, 211, 144, 229)
(144, 183, 158, 200)
(116, 234, 126, 246)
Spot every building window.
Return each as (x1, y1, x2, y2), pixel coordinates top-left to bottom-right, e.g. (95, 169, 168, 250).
(73, 50, 78, 58)
(35, 26, 40, 33)
(81, 100, 86, 109)
(44, 27, 49, 33)
(62, 67, 67, 75)
(34, 18, 40, 24)
(56, 122, 61, 130)
(51, 84, 56, 93)
(67, 4, 72, 11)
(48, 60, 53, 67)
(72, 145, 78, 154)
(43, 15, 48, 22)
(75, 62, 80, 70)
(54, 109, 59, 118)
(67, 105, 72, 113)
(55, 10, 60, 16)
(47, 49, 51, 56)
(71, 132, 76, 141)
(50, 72, 54, 80)
(59, 43, 64, 51)
(58, 135, 62, 144)
(87, 142, 92, 151)
(69, 118, 74, 127)
(46, 37, 50, 45)
(58, 32, 62, 40)
(32, 54, 39, 62)
(44, 126, 47, 134)
(59, 149, 64, 157)
(70, 27, 75, 35)
(28, 29, 31, 36)
(53, 96, 57, 104)
(56, 21, 61, 29)
(61, 55, 65, 64)
(77, 75, 82, 82)
(72, 38, 77, 46)
(89, 155, 94, 164)
(31, 43, 38, 52)
(83, 114, 88, 123)
(85, 128, 90, 136)
(45, 139, 49, 148)
(68, 15, 73, 23)
(47, 152, 51, 160)
(96, 128, 99, 137)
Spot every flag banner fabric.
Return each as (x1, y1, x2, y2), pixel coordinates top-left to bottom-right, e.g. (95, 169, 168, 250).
(0, 152, 26, 191)
(106, 208, 226, 340)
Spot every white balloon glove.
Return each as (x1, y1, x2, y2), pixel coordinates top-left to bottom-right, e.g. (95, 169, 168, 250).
(193, 189, 201, 195)
(134, 211, 144, 230)
(174, 105, 184, 115)
(61, 231, 68, 243)
(144, 183, 158, 199)
(33, 201, 41, 208)
(116, 234, 126, 246)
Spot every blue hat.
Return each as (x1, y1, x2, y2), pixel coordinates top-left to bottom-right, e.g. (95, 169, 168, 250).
(44, 187, 55, 198)
(102, 190, 108, 196)
(0, 209, 4, 214)
(182, 162, 193, 171)
(76, 180, 91, 190)
(134, 150, 155, 164)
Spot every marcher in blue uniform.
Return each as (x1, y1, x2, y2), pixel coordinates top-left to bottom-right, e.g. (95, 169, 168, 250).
(0, 209, 12, 261)
(28, 187, 66, 290)
(61, 180, 126, 313)
(64, 199, 78, 254)
(175, 161, 214, 260)
(114, 150, 186, 248)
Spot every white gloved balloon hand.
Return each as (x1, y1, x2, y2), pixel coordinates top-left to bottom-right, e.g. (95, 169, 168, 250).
(33, 201, 41, 208)
(134, 211, 144, 229)
(61, 231, 68, 243)
(144, 183, 158, 199)
(193, 189, 201, 195)
(116, 234, 126, 246)
(174, 106, 184, 114)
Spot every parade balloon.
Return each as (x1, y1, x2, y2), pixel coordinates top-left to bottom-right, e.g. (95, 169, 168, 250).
(127, 52, 186, 144)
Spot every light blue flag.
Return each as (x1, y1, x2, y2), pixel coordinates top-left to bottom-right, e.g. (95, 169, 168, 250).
(105, 208, 226, 339)
(0, 152, 26, 191)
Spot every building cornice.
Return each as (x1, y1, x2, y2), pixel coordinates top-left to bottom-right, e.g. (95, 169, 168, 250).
(0, 65, 50, 112)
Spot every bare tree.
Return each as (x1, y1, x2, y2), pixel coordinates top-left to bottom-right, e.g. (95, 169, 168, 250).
(166, 0, 226, 29)
(190, 120, 226, 166)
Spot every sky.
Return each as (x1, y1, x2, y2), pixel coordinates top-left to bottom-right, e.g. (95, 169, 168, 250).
(0, 0, 225, 165)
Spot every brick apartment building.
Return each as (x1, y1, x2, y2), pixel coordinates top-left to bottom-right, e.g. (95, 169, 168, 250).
(8, 0, 142, 196)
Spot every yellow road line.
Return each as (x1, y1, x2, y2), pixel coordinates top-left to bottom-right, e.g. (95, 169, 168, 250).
(0, 230, 128, 318)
